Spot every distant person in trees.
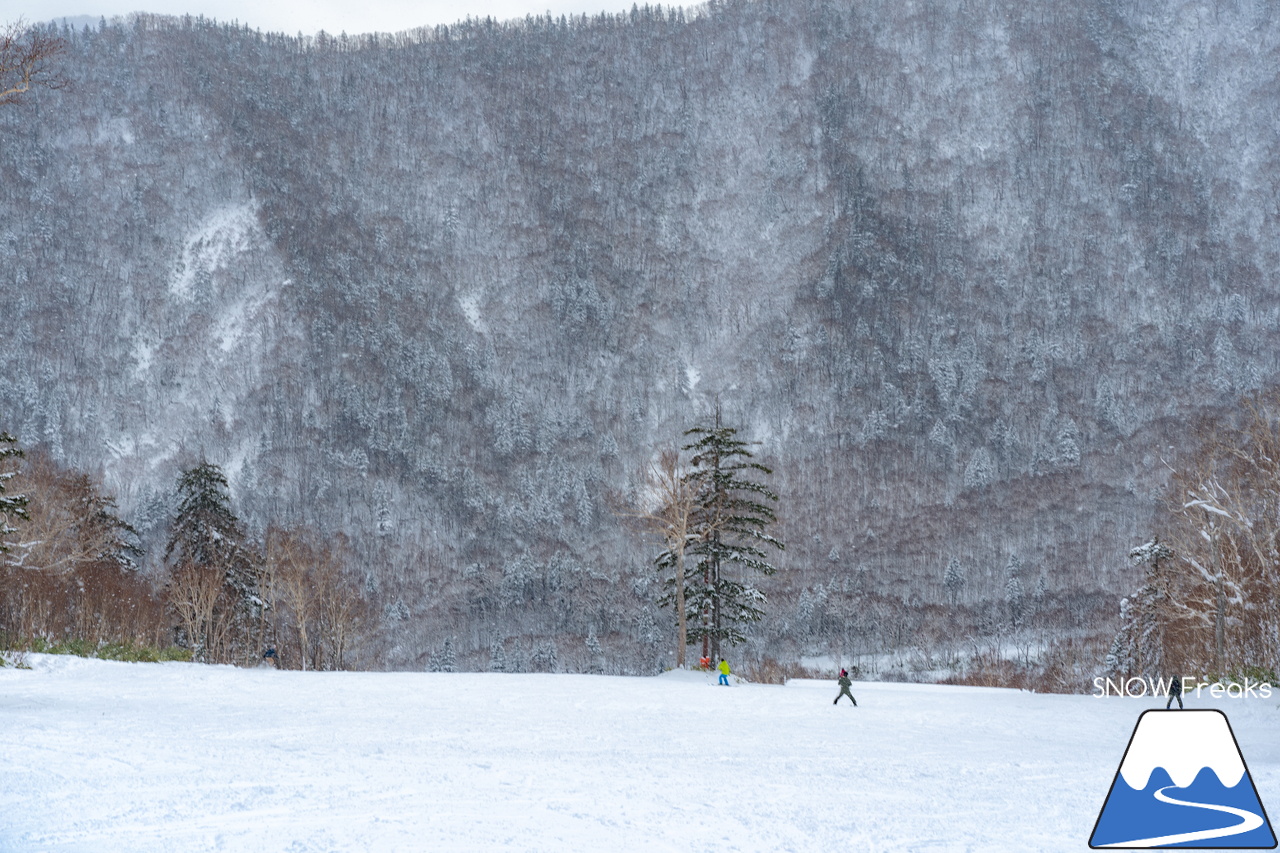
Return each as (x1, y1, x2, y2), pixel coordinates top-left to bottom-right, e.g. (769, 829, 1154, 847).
(718, 658, 731, 686)
(834, 669, 857, 706)
(699, 655, 711, 670)
(1166, 675, 1183, 710)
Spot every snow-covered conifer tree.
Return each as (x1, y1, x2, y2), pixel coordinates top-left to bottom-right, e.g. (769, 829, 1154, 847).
(585, 633, 604, 674)
(439, 637, 457, 672)
(677, 416, 784, 663)
(165, 462, 261, 662)
(1105, 540, 1175, 679)
(1004, 555, 1024, 627)
(1055, 419, 1081, 467)
(0, 432, 28, 552)
(1032, 573, 1048, 614)
(489, 639, 507, 673)
(943, 557, 965, 605)
(963, 447, 995, 490)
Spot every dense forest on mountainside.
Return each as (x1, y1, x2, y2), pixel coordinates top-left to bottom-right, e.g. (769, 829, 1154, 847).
(1, 0, 1277, 675)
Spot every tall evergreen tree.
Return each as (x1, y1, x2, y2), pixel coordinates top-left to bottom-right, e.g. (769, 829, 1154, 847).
(165, 461, 262, 660)
(167, 463, 257, 594)
(0, 432, 27, 553)
(671, 416, 783, 662)
(8, 450, 140, 573)
(65, 468, 140, 572)
(1105, 539, 1177, 680)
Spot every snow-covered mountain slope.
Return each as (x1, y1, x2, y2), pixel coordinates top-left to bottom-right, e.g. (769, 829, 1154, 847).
(4, 1, 1280, 665)
(1, 655, 1277, 851)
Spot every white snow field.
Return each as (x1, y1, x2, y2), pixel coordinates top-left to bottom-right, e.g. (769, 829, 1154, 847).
(2, 656, 1277, 852)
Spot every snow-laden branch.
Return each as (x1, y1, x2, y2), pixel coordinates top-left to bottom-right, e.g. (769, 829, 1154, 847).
(1183, 498, 1233, 519)
(1181, 555, 1218, 585)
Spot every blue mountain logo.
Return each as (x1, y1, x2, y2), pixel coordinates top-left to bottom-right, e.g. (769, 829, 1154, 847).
(1090, 709, 1276, 848)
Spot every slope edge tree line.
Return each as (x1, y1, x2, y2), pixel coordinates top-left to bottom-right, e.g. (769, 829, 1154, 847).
(1106, 391, 1280, 685)
(0, 436, 368, 669)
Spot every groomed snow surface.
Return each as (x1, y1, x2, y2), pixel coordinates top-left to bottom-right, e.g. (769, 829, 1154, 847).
(2, 656, 1277, 852)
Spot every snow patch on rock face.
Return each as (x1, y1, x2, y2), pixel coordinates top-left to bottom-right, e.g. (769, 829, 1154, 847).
(684, 363, 701, 394)
(214, 284, 274, 353)
(458, 291, 485, 333)
(100, 200, 295, 511)
(170, 201, 262, 299)
(95, 117, 135, 146)
(131, 337, 156, 379)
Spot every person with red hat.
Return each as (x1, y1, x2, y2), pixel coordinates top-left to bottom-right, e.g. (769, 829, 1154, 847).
(834, 668, 857, 706)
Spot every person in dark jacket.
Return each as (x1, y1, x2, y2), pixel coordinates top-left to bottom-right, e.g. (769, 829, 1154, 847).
(1166, 675, 1183, 709)
(834, 668, 857, 706)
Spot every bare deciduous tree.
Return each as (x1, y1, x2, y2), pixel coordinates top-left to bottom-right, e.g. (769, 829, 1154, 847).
(166, 561, 232, 662)
(263, 525, 365, 670)
(1159, 393, 1280, 676)
(0, 450, 159, 648)
(4, 450, 136, 575)
(314, 539, 362, 671)
(0, 19, 67, 107)
(264, 526, 318, 670)
(617, 449, 712, 669)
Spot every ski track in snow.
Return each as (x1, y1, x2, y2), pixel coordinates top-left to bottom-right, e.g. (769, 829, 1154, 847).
(1, 656, 1276, 852)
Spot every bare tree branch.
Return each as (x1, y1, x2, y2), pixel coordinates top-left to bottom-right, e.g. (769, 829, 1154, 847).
(615, 449, 718, 669)
(0, 18, 68, 107)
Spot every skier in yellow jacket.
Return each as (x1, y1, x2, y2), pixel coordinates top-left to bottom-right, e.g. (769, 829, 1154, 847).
(718, 658, 731, 686)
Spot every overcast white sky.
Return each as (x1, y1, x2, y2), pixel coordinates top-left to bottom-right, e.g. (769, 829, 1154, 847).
(9, 0, 642, 36)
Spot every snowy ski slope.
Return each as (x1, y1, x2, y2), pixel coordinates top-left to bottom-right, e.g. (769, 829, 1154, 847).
(2, 655, 1277, 851)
